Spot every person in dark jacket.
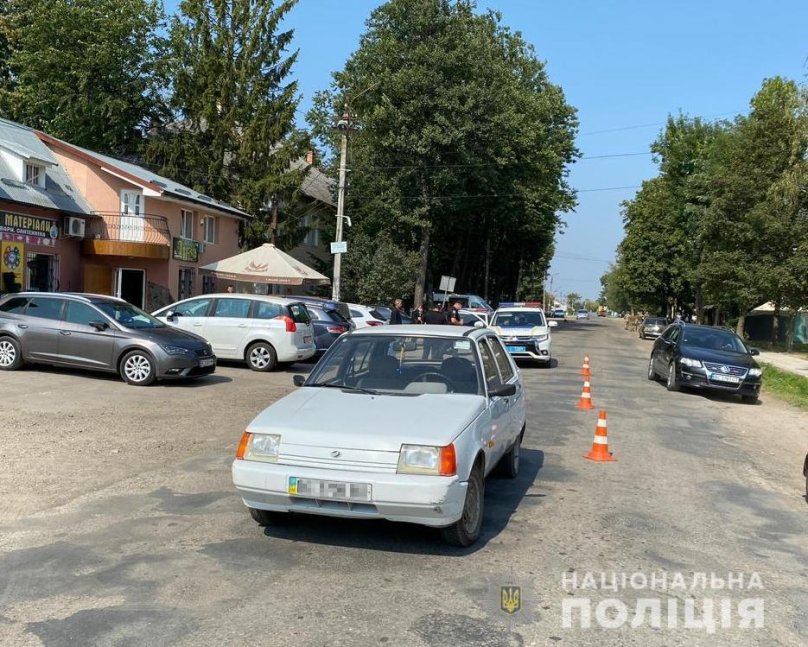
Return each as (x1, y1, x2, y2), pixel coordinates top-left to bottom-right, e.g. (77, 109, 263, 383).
(389, 298, 405, 325)
(412, 303, 425, 324)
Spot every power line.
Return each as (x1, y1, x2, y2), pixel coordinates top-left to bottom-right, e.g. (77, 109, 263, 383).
(578, 110, 743, 136)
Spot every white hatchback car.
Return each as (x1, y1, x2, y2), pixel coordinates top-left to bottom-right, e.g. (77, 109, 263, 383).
(347, 303, 386, 328)
(490, 306, 556, 366)
(153, 294, 316, 371)
(232, 325, 526, 546)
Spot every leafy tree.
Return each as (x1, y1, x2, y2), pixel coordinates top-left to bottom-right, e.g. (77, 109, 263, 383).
(146, 0, 307, 245)
(309, 0, 577, 304)
(0, 0, 166, 155)
(566, 292, 582, 311)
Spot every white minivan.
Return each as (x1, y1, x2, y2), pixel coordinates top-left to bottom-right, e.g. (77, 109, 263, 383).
(153, 294, 316, 371)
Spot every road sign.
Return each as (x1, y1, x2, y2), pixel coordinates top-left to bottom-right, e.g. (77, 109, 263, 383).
(330, 241, 347, 254)
(439, 275, 456, 292)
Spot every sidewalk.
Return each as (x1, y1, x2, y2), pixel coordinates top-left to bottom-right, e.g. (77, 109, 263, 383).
(756, 350, 808, 377)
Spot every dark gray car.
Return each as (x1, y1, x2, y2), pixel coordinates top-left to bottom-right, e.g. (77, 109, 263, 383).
(0, 292, 216, 385)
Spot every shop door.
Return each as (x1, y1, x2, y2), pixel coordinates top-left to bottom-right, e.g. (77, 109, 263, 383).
(84, 265, 113, 296)
(26, 253, 59, 292)
(114, 268, 145, 308)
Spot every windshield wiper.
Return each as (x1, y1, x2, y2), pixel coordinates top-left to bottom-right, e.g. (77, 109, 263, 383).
(308, 382, 379, 395)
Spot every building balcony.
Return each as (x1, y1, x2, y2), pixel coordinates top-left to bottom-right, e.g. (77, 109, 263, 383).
(81, 212, 171, 259)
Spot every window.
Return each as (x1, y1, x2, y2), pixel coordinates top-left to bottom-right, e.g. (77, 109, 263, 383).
(174, 298, 211, 317)
(120, 190, 142, 215)
(25, 163, 45, 187)
(303, 214, 321, 246)
(202, 275, 216, 294)
(65, 301, 103, 326)
(212, 298, 251, 318)
(253, 301, 283, 319)
(202, 216, 216, 244)
(0, 297, 31, 314)
(26, 253, 58, 292)
(487, 337, 515, 382)
(180, 210, 194, 239)
(26, 297, 63, 320)
(178, 267, 194, 301)
(478, 340, 501, 389)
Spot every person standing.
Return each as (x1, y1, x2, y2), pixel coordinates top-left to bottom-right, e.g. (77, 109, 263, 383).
(412, 303, 425, 324)
(422, 302, 446, 360)
(447, 301, 463, 325)
(389, 298, 405, 325)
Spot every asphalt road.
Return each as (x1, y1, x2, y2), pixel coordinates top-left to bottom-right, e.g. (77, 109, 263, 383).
(1, 318, 806, 646)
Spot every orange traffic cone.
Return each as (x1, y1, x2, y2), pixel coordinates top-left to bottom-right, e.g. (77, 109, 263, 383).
(576, 380, 594, 410)
(580, 356, 592, 378)
(584, 410, 615, 462)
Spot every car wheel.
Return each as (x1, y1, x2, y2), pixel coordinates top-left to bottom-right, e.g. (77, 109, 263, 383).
(498, 435, 520, 479)
(441, 464, 484, 547)
(741, 395, 758, 404)
(249, 507, 290, 526)
(666, 361, 680, 392)
(246, 342, 277, 372)
(647, 356, 657, 381)
(120, 350, 156, 386)
(0, 336, 23, 371)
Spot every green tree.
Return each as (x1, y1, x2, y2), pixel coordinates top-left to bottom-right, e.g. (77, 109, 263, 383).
(566, 292, 582, 311)
(147, 0, 307, 244)
(310, 0, 577, 304)
(0, 0, 166, 155)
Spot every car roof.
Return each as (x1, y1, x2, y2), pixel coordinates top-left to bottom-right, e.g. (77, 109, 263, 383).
(12, 292, 126, 304)
(349, 324, 489, 339)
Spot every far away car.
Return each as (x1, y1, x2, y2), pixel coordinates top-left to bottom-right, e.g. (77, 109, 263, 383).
(0, 292, 215, 385)
(490, 304, 557, 366)
(639, 316, 669, 340)
(232, 324, 526, 546)
(576, 309, 589, 320)
(647, 322, 762, 403)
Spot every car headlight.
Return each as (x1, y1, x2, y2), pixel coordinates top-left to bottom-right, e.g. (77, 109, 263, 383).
(679, 357, 702, 368)
(397, 444, 456, 476)
(160, 344, 192, 356)
(236, 432, 280, 463)
(748, 368, 762, 377)
(533, 334, 549, 342)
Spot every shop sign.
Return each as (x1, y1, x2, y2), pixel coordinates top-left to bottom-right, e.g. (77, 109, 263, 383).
(0, 212, 57, 239)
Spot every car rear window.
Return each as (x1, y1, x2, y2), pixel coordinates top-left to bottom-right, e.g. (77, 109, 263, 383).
(253, 301, 283, 319)
(287, 303, 311, 324)
(0, 296, 31, 314)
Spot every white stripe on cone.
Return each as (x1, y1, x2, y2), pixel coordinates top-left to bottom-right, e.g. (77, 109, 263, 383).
(593, 436, 608, 444)
(597, 419, 607, 428)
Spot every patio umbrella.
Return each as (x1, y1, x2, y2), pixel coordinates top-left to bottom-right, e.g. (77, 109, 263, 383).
(199, 243, 330, 285)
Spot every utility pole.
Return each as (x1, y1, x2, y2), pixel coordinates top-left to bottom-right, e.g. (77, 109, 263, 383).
(270, 193, 278, 246)
(332, 107, 351, 302)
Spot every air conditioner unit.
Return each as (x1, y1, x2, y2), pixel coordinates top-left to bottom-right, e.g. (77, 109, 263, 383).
(65, 216, 85, 238)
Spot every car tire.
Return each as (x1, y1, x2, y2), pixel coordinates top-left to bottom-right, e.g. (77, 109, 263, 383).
(741, 395, 758, 404)
(249, 507, 291, 526)
(441, 464, 484, 547)
(498, 435, 520, 479)
(246, 341, 277, 372)
(647, 356, 657, 381)
(666, 361, 680, 392)
(0, 336, 23, 371)
(120, 350, 156, 386)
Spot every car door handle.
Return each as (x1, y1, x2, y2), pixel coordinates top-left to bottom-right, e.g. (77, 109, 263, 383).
(193, 322, 203, 327)
(238, 324, 247, 328)
(17, 324, 28, 329)
(60, 330, 71, 336)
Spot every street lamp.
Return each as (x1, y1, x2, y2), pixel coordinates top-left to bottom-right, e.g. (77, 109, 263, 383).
(543, 272, 558, 313)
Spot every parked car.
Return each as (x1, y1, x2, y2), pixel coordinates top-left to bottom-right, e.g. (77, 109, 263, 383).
(576, 309, 589, 320)
(431, 292, 494, 314)
(550, 307, 566, 319)
(153, 294, 315, 371)
(458, 309, 489, 327)
(304, 303, 352, 356)
(490, 305, 557, 366)
(0, 292, 216, 385)
(647, 323, 762, 403)
(347, 303, 385, 329)
(288, 295, 353, 326)
(368, 305, 413, 324)
(639, 316, 669, 340)
(232, 324, 526, 546)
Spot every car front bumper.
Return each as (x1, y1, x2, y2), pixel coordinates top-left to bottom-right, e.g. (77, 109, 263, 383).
(232, 460, 467, 527)
(156, 354, 216, 379)
(679, 369, 761, 396)
(502, 338, 551, 362)
(641, 329, 663, 337)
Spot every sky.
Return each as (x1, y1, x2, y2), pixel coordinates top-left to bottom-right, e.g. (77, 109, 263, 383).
(165, 0, 808, 302)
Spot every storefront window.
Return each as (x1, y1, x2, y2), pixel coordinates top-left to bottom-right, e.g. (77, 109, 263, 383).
(26, 253, 59, 292)
(178, 267, 195, 301)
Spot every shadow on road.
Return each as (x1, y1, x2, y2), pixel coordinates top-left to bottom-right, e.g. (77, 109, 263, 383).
(259, 449, 545, 556)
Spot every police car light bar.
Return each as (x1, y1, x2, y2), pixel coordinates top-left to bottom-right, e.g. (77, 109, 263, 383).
(498, 301, 543, 308)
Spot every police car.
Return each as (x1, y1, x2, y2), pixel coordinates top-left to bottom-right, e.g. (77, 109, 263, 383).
(490, 302, 557, 366)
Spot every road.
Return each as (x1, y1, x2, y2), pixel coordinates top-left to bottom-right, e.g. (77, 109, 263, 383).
(0, 318, 806, 646)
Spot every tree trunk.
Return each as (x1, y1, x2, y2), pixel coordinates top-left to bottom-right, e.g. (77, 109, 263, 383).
(736, 314, 746, 338)
(785, 313, 795, 352)
(414, 225, 430, 307)
(771, 303, 780, 345)
(695, 286, 704, 324)
(713, 307, 721, 326)
(483, 235, 490, 301)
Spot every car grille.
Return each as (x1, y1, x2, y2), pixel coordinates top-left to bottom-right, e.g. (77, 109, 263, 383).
(703, 362, 747, 377)
(504, 336, 535, 342)
(195, 346, 213, 357)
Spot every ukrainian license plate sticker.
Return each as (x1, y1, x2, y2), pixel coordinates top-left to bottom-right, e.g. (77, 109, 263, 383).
(507, 346, 526, 354)
(711, 373, 740, 384)
(199, 358, 215, 367)
(288, 477, 372, 502)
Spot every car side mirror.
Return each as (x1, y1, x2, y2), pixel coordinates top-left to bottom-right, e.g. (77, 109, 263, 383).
(88, 320, 109, 331)
(489, 383, 516, 398)
(749, 348, 760, 356)
(548, 320, 558, 328)
(473, 320, 485, 328)
(293, 375, 306, 387)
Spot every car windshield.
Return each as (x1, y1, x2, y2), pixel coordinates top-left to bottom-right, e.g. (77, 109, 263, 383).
(93, 301, 165, 329)
(307, 334, 482, 395)
(491, 311, 545, 327)
(681, 328, 747, 353)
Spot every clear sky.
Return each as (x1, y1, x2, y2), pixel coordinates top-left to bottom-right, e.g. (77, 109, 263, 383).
(164, 0, 808, 301)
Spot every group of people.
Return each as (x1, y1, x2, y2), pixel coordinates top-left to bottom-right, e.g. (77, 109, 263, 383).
(389, 299, 463, 326)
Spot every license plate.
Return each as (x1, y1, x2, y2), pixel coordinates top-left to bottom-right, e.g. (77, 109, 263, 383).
(199, 358, 215, 367)
(507, 346, 526, 353)
(711, 373, 740, 384)
(304, 336, 312, 343)
(288, 477, 372, 502)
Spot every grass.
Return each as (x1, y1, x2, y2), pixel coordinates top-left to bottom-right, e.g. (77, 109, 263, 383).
(761, 363, 808, 411)
(750, 340, 808, 357)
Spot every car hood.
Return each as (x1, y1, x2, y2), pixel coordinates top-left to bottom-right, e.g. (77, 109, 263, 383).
(493, 326, 549, 337)
(247, 387, 486, 451)
(126, 325, 209, 348)
(680, 346, 759, 368)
